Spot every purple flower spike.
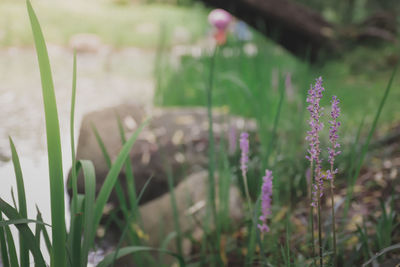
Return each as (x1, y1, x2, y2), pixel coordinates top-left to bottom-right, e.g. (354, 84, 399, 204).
(258, 169, 273, 233)
(239, 132, 249, 177)
(305, 77, 325, 207)
(327, 96, 341, 180)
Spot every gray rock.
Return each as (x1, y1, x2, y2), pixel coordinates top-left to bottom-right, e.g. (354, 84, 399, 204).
(67, 103, 256, 207)
(101, 171, 244, 266)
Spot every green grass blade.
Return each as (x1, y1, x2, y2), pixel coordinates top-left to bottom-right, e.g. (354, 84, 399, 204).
(26, 2, 66, 266)
(79, 160, 96, 267)
(0, 212, 10, 267)
(91, 124, 112, 167)
(35, 210, 42, 249)
(115, 113, 139, 216)
(0, 198, 46, 266)
(91, 124, 129, 219)
(166, 169, 183, 257)
(92, 119, 149, 251)
(70, 51, 78, 215)
(10, 189, 17, 210)
(8, 137, 29, 267)
(344, 64, 398, 218)
(264, 77, 285, 168)
(246, 196, 261, 266)
(67, 51, 82, 267)
(69, 211, 83, 267)
(35, 206, 52, 256)
(4, 226, 18, 267)
(97, 246, 185, 267)
(0, 219, 50, 228)
(111, 175, 154, 267)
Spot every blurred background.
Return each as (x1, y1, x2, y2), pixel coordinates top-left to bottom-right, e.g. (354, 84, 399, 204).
(0, 0, 399, 265)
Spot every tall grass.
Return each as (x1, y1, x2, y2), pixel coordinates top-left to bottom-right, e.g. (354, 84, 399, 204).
(0, 2, 185, 266)
(153, 23, 400, 265)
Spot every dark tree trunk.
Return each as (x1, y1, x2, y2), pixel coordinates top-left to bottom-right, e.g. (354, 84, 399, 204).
(200, 0, 397, 62)
(201, 0, 339, 61)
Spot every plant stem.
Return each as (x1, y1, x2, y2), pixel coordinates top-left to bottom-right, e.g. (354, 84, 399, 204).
(206, 46, 218, 226)
(330, 170, 337, 267)
(309, 162, 316, 265)
(317, 192, 323, 267)
(242, 171, 253, 215)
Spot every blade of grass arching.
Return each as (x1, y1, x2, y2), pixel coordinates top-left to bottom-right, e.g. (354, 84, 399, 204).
(78, 160, 96, 267)
(98, 246, 185, 267)
(8, 137, 29, 267)
(115, 113, 139, 217)
(4, 225, 18, 267)
(362, 243, 400, 267)
(0, 212, 10, 267)
(161, 232, 178, 251)
(0, 219, 51, 228)
(91, 124, 129, 217)
(35, 206, 52, 255)
(166, 168, 183, 257)
(111, 176, 154, 267)
(0, 198, 46, 266)
(92, 119, 149, 249)
(26, 2, 66, 266)
(344, 64, 398, 219)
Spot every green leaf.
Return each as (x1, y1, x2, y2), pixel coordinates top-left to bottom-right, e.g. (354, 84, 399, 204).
(0, 212, 10, 267)
(97, 246, 185, 267)
(5, 226, 18, 267)
(0, 219, 51, 228)
(0, 198, 46, 266)
(79, 160, 96, 267)
(92, 119, 149, 256)
(115, 113, 139, 218)
(26, 1, 66, 266)
(91, 124, 129, 217)
(344, 63, 398, 218)
(110, 175, 154, 267)
(35, 206, 52, 256)
(8, 137, 29, 267)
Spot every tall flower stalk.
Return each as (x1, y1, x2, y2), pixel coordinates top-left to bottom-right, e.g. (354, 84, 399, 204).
(327, 96, 341, 267)
(240, 132, 253, 214)
(306, 77, 325, 266)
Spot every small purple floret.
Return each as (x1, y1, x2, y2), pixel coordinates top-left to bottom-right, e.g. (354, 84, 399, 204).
(258, 169, 273, 233)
